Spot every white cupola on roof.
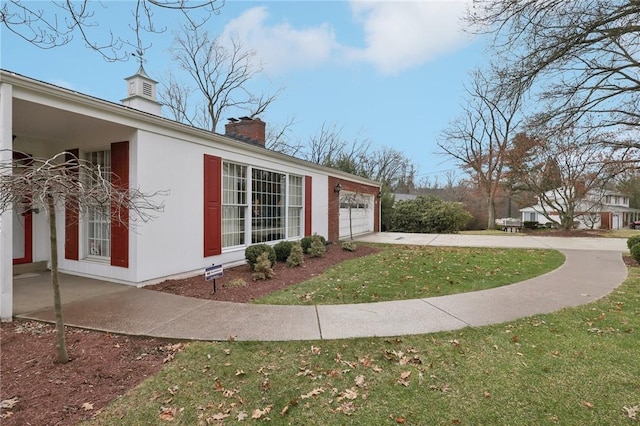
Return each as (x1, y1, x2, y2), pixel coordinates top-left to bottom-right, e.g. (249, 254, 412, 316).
(121, 65, 161, 115)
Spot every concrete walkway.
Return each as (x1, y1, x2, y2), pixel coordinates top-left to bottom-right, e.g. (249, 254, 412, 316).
(14, 233, 629, 341)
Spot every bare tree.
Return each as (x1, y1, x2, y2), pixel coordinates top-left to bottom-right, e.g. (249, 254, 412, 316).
(0, 151, 165, 363)
(298, 122, 415, 191)
(1, 0, 223, 61)
(160, 24, 280, 132)
(507, 127, 627, 230)
(467, 1, 640, 143)
(439, 67, 523, 229)
(265, 116, 302, 157)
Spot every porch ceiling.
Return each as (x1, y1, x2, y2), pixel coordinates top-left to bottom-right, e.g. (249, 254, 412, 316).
(12, 98, 135, 145)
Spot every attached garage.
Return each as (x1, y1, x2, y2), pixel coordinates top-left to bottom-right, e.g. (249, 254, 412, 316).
(339, 192, 375, 239)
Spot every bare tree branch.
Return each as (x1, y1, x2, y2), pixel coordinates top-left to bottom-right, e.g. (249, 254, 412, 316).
(161, 24, 280, 132)
(467, 0, 640, 141)
(1, 0, 223, 61)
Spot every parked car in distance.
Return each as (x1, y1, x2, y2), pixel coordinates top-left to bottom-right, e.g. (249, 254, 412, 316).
(630, 220, 640, 229)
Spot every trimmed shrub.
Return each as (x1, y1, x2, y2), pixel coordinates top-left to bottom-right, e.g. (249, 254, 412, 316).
(523, 221, 539, 230)
(301, 234, 326, 253)
(274, 240, 294, 262)
(308, 238, 326, 258)
(245, 244, 276, 269)
(631, 243, 640, 264)
(224, 278, 247, 288)
(300, 236, 313, 253)
(286, 243, 305, 267)
(342, 240, 356, 252)
(627, 235, 640, 250)
(252, 252, 274, 281)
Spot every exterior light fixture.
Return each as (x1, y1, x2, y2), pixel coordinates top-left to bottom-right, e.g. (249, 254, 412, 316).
(334, 183, 342, 193)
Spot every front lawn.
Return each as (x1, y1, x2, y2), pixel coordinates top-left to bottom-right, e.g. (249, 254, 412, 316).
(89, 267, 640, 425)
(255, 246, 564, 305)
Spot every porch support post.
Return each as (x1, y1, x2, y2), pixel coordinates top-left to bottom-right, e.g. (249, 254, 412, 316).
(0, 82, 14, 321)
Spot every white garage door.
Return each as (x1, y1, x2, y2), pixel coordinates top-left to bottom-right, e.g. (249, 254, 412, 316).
(339, 192, 374, 239)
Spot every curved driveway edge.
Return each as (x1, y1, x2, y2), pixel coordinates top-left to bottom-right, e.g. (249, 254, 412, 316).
(16, 235, 628, 341)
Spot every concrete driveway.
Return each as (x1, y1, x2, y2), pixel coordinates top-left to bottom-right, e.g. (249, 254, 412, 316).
(13, 232, 629, 341)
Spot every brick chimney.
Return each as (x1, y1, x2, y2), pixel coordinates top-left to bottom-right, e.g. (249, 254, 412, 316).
(225, 117, 266, 146)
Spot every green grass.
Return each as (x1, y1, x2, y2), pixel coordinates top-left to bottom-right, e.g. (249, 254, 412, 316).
(88, 268, 640, 425)
(255, 246, 564, 305)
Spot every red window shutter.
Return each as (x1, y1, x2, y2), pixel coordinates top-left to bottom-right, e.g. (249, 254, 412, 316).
(110, 141, 129, 268)
(204, 155, 222, 257)
(64, 149, 80, 260)
(304, 176, 312, 237)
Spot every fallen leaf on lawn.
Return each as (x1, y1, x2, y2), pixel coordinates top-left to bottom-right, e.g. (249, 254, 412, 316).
(301, 388, 324, 399)
(235, 369, 245, 376)
(1, 398, 19, 409)
(398, 371, 412, 387)
(210, 412, 230, 421)
(159, 406, 177, 421)
(484, 391, 491, 399)
(335, 401, 356, 415)
(391, 415, 406, 424)
(372, 366, 383, 373)
(237, 411, 248, 421)
(449, 339, 460, 347)
(311, 345, 321, 355)
(251, 405, 272, 419)
(584, 401, 594, 409)
(339, 388, 358, 401)
(222, 388, 237, 398)
(81, 402, 94, 411)
(296, 369, 314, 377)
(355, 375, 366, 388)
(281, 399, 299, 416)
(623, 405, 639, 420)
(167, 385, 179, 395)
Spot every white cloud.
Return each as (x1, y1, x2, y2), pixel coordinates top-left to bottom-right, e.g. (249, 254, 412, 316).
(221, 7, 338, 74)
(348, 0, 472, 74)
(221, 2, 471, 76)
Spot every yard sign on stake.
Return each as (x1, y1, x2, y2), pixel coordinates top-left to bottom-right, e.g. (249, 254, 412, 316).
(205, 264, 223, 294)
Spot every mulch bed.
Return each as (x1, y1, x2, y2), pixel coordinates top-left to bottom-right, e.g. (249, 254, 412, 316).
(147, 243, 380, 303)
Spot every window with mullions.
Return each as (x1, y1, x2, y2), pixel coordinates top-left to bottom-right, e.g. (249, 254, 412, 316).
(86, 150, 111, 258)
(252, 168, 285, 243)
(222, 162, 247, 248)
(288, 175, 303, 238)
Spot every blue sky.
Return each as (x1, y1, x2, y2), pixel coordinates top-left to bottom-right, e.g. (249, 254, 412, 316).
(1, 0, 488, 185)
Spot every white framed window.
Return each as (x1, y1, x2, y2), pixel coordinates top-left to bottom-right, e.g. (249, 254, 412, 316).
(222, 162, 247, 248)
(85, 150, 111, 259)
(288, 175, 303, 238)
(527, 212, 537, 222)
(252, 168, 285, 243)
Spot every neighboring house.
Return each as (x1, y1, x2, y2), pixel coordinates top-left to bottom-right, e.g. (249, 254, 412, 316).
(0, 67, 381, 319)
(392, 193, 418, 203)
(519, 187, 640, 230)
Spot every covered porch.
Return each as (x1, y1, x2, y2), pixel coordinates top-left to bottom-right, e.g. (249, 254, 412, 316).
(1, 74, 137, 320)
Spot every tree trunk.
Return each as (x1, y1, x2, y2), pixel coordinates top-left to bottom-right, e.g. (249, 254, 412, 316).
(486, 196, 496, 230)
(47, 194, 69, 364)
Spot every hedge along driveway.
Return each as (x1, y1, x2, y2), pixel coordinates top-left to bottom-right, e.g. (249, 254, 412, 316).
(254, 246, 565, 305)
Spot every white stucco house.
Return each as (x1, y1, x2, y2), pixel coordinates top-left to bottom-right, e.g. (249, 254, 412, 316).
(0, 67, 381, 320)
(519, 187, 640, 230)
